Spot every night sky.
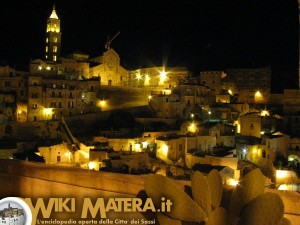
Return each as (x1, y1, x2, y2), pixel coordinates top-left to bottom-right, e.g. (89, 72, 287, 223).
(0, 0, 298, 92)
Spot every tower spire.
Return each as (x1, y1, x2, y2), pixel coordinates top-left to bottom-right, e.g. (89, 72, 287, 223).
(49, 4, 58, 19)
(45, 4, 61, 61)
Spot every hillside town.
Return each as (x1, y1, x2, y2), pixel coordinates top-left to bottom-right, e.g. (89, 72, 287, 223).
(0, 5, 300, 193)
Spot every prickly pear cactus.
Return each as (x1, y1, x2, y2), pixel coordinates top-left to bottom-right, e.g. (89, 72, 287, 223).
(143, 169, 290, 225)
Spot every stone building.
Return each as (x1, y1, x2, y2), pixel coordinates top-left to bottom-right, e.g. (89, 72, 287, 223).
(200, 67, 271, 104)
(239, 112, 276, 138)
(199, 70, 225, 94)
(89, 48, 128, 86)
(224, 67, 271, 104)
(27, 76, 101, 121)
(149, 79, 215, 120)
(129, 66, 188, 88)
(156, 135, 186, 163)
(283, 89, 300, 136)
(0, 63, 28, 122)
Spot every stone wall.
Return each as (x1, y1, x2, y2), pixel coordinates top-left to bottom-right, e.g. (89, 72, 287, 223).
(0, 120, 60, 140)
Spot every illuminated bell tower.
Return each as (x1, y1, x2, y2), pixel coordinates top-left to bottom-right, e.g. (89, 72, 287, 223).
(45, 4, 61, 62)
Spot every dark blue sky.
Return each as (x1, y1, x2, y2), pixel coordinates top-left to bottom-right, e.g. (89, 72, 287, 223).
(0, 0, 298, 91)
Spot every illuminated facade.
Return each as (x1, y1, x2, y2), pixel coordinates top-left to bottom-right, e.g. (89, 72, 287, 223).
(149, 81, 214, 119)
(129, 66, 188, 88)
(27, 76, 101, 121)
(156, 136, 186, 162)
(89, 49, 128, 86)
(200, 67, 271, 104)
(61, 52, 90, 79)
(239, 112, 276, 138)
(224, 67, 271, 104)
(45, 5, 61, 62)
(30, 59, 59, 76)
(0, 63, 28, 122)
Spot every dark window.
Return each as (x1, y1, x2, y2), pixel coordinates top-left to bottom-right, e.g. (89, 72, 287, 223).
(250, 123, 254, 130)
(179, 144, 183, 151)
(262, 150, 266, 158)
(4, 81, 10, 87)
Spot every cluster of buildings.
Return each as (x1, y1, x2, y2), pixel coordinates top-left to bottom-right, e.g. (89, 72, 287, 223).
(1, 6, 300, 185)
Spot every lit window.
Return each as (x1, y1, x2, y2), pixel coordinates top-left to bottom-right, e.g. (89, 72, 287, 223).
(46, 46, 48, 52)
(46, 38, 48, 43)
(53, 46, 57, 53)
(53, 55, 57, 61)
(54, 37, 58, 43)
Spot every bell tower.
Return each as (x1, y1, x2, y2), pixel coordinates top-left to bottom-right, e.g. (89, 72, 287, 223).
(45, 4, 61, 62)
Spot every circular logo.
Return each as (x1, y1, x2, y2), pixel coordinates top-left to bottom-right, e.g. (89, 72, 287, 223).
(0, 197, 32, 225)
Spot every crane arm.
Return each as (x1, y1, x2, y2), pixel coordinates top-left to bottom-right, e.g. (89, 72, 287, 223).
(105, 31, 120, 50)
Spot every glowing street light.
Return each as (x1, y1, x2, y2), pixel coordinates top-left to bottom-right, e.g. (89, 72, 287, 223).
(148, 95, 152, 101)
(162, 144, 169, 156)
(261, 110, 269, 116)
(136, 74, 142, 80)
(44, 108, 52, 116)
(145, 75, 150, 82)
(255, 91, 262, 98)
(159, 70, 167, 83)
(100, 100, 106, 107)
(88, 162, 96, 170)
(208, 111, 211, 122)
(188, 122, 197, 133)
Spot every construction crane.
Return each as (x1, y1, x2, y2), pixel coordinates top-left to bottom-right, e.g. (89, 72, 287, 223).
(105, 31, 120, 50)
